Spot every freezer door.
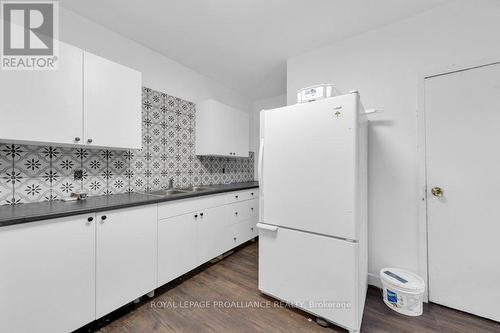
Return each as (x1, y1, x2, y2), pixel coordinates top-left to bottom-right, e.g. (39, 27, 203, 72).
(261, 94, 359, 239)
(258, 225, 360, 331)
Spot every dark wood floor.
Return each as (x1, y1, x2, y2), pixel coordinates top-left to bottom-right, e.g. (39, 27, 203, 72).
(78, 241, 500, 333)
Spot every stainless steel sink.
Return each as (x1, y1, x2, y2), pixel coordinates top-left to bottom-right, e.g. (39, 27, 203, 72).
(187, 186, 211, 192)
(148, 189, 190, 197)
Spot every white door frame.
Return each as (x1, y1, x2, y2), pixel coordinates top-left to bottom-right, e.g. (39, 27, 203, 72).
(416, 57, 500, 303)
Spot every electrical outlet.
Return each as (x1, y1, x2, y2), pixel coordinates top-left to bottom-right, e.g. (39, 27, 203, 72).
(74, 169, 83, 180)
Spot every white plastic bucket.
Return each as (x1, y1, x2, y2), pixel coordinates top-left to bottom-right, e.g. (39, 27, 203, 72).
(380, 268, 425, 316)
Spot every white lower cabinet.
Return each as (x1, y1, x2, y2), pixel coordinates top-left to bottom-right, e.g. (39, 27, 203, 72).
(0, 215, 96, 333)
(158, 212, 198, 286)
(96, 205, 157, 318)
(0, 189, 258, 333)
(157, 190, 259, 286)
(196, 206, 230, 264)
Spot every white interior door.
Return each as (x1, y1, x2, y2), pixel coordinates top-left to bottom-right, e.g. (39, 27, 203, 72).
(425, 62, 500, 321)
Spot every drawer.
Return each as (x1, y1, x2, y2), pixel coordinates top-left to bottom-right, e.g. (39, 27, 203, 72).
(229, 220, 254, 248)
(158, 194, 227, 220)
(248, 199, 259, 221)
(226, 200, 253, 224)
(226, 189, 259, 203)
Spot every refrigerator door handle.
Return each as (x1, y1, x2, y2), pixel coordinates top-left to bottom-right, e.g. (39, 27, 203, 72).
(256, 223, 278, 232)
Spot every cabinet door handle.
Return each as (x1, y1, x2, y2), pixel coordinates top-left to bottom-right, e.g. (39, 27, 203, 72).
(194, 214, 198, 218)
(87, 138, 93, 144)
(233, 237, 237, 242)
(101, 215, 107, 222)
(251, 192, 254, 196)
(200, 213, 204, 217)
(235, 195, 238, 199)
(75, 137, 81, 142)
(234, 212, 238, 216)
(251, 207, 254, 211)
(87, 217, 94, 222)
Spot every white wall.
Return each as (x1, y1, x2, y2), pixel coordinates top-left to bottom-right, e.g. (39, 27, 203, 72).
(59, 7, 252, 113)
(287, 0, 500, 286)
(250, 94, 287, 180)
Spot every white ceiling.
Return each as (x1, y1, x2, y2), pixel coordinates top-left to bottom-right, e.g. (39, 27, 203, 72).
(60, 0, 449, 100)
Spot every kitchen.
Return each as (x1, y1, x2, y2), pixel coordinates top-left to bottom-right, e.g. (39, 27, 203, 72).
(1, 1, 500, 332)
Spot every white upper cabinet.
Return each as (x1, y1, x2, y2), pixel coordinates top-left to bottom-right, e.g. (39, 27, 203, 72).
(196, 99, 249, 157)
(0, 42, 84, 146)
(0, 43, 142, 150)
(84, 52, 142, 150)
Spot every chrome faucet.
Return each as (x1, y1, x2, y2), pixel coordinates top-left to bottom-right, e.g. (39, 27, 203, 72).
(168, 178, 174, 190)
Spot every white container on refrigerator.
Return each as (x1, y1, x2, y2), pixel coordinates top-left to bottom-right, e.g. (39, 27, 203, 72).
(257, 92, 368, 333)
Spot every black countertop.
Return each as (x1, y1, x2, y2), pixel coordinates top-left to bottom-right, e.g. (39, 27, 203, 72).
(0, 182, 259, 227)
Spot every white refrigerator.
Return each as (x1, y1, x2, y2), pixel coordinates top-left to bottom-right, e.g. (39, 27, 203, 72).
(257, 92, 368, 333)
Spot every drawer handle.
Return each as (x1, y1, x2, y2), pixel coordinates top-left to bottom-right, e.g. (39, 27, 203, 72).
(101, 215, 107, 221)
(235, 195, 238, 199)
(256, 223, 278, 232)
(251, 208, 254, 211)
(251, 192, 254, 195)
(200, 213, 204, 217)
(251, 227, 254, 231)
(233, 237, 237, 241)
(194, 214, 198, 218)
(87, 217, 94, 222)
(235, 212, 238, 216)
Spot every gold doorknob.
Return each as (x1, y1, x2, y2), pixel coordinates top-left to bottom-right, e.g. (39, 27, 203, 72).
(431, 187, 443, 197)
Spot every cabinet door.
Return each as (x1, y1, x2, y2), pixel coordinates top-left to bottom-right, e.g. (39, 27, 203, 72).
(196, 205, 229, 264)
(84, 52, 142, 149)
(196, 99, 249, 157)
(233, 110, 250, 157)
(0, 42, 83, 146)
(96, 205, 156, 318)
(158, 213, 198, 286)
(0, 215, 95, 333)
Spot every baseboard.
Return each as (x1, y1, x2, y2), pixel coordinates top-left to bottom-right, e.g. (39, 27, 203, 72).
(368, 272, 381, 289)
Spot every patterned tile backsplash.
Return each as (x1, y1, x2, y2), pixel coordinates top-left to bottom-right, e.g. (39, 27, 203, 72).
(0, 87, 254, 205)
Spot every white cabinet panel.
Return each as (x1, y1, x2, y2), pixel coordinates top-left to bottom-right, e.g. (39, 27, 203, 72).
(158, 213, 198, 286)
(0, 215, 95, 333)
(196, 99, 249, 157)
(196, 205, 229, 264)
(96, 205, 157, 318)
(258, 226, 359, 331)
(84, 52, 142, 150)
(0, 42, 83, 146)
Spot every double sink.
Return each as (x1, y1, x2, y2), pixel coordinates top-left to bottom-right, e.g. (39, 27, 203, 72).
(148, 186, 212, 197)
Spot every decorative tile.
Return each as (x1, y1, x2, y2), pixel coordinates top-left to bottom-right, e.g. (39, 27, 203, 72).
(149, 173, 162, 191)
(52, 147, 81, 177)
(14, 177, 51, 204)
(130, 173, 147, 193)
(165, 95, 178, 112)
(83, 149, 106, 176)
(108, 175, 129, 194)
(17, 145, 50, 178)
(52, 175, 82, 201)
(83, 176, 106, 196)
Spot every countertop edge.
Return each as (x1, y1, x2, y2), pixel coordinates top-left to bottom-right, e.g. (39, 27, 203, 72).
(0, 183, 259, 228)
